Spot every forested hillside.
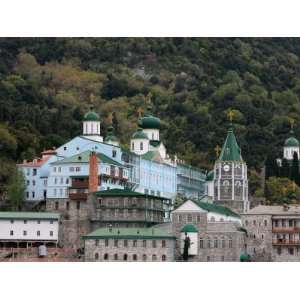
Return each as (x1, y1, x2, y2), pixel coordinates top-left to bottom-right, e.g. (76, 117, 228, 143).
(1, 38, 300, 195)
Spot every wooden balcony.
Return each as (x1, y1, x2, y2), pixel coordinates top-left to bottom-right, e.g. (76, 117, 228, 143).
(272, 239, 300, 246)
(272, 227, 300, 233)
(69, 192, 87, 201)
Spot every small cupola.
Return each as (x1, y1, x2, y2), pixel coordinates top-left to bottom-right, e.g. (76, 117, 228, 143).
(131, 128, 149, 155)
(82, 107, 103, 142)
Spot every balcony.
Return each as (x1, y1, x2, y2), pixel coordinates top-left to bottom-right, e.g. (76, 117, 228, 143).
(272, 239, 300, 246)
(71, 179, 88, 189)
(69, 192, 87, 201)
(272, 227, 300, 233)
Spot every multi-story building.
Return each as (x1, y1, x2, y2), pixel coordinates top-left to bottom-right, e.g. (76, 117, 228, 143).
(18, 106, 206, 204)
(242, 205, 300, 261)
(0, 212, 60, 248)
(83, 227, 176, 262)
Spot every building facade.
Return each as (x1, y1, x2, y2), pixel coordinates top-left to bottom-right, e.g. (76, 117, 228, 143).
(83, 227, 176, 262)
(0, 212, 60, 247)
(242, 205, 300, 262)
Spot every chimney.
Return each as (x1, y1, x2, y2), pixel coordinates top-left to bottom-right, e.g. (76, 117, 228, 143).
(88, 151, 99, 193)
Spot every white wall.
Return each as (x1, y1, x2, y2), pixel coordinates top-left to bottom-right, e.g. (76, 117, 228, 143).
(284, 146, 300, 160)
(131, 139, 149, 155)
(0, 219, 59, 241)
(143, 129, 160, 141)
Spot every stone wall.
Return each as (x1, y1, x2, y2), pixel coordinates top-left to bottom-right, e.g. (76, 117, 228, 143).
(84, 238, 175, 262)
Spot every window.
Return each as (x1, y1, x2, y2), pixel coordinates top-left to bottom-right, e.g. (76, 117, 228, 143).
(95, 253, 99, 260)
(66, 202, 70, 210)
(229, 239, 233, 248)
(95, 240, 99, 246)
(264, 220, 267, 227)
(123, 254, 128, 261)
(289, 220, 294, 227)
(50, 231, 53, 237)
(133, 240, 137, 247)
(54, 189, 57, 196)
(64, 147, 67, 151)
(33, 169, 37, 176)
(207, 256, 210, 262)
(207, 239, 211, 248)
(55, 202, 59, 210)
(105, 240, 109, 247)
(289, 248, 294, 255)
(23, 231, 27, 236)
(253, 220, 256, 226)
(10, 230, 13, 236)
(197, 215, 201, 223)
(222, 239, 225, 248)
(162, 255, 166, 262)
(277, 247, 282, 255)
(210, 216, 215, 222)
(32, 180, 35, 186)
(152, 240, 157, 248)
(245, 220, 248, 226)
(76, 201, 81, 210)
(214, 238, 218, 248)
(37, 231, 40, 236)
(152, 254, 157, 261)
(187, 214, 192, 222)
(104, 253, 109, 260)
(124, 240, 128, 247)
(37, 220, 40, 224)
(32, 192, 35, 198)
(10, 220, 14, 224)
(143, 240, 147, 248)
(132, 143, 134, 151)
(50, 220, 53, 224)
(178, 215, 182, 222)
(200, 238, 204, 249)
(140, 142, 143, 151)
(24, 220, 27, 224)
(142, 254, 147, 261)
(133, 254, 137, 261)
(274, 220, 278, 227)
(112, 150, 117, 158)
(114, 254, 118, 261)
(114, 240, 118, 247)
(162, 240, 166, 248)
(26, 192, 29, 198)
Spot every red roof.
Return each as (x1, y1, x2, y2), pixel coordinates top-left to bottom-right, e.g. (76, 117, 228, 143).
(17, 149, 56, 167)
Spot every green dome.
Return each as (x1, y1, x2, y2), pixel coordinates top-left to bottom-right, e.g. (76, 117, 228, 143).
(285, 137, 299, 147)
(206, 170, 214, 181)
(180, 224, 198, 233)
(138, 115, 161, 129)
(83, 111, 100, 121)
(132, 128, 148, 140)
(240, 252, 251, 262)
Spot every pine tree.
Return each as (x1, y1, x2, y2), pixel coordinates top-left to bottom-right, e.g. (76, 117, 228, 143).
(265, 153, 279, 179)
(291, 152, 300, 185)
(281, 158, 291, 179)
(7, 168, 26, 211)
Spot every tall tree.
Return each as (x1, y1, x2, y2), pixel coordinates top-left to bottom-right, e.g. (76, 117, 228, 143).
(7, 168, 26, 211)
(291, 152, 300, 185)
(265, 153, 279, 179)
(280, 158, 290, 179)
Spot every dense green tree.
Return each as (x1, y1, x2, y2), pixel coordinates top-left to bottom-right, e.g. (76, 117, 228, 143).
(280, 158, 290, 179)
(7, 168, 26, 210)
(291, 152, 300, 185)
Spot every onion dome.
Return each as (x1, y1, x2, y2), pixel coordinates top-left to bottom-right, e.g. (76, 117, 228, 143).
(104, 125, 118, 143)
(285, 130, 299, 147)
(180, 224, 198, 233)
(132, 128, 148, 140)
(83, 111, 100, 121)
(138, 104, 161, 129)
(206, 170, 214, 181)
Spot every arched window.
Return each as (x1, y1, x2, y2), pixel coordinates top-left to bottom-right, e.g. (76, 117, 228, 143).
(152, 254, 157, 261)
(114, 254, 118, 261)
(207, 238, 211, 248)
(162, 255, 166, 261)
(199, 238, 204, 249)
(187, 214, 192, 222)
(95, 253, 99, 260)
(210, 216, 215, 222)
(140, 142, 143, 151)
(162, 240, 166, 248)
(223, 180, 230, 193)
(229, 238, 233, 248)
(142, 254, 147, 261)
(104, 253, 109, 260)
(133, 254, 137, 261)
(221, 237, 225, 248)
(123, 254, 128, 261)
(214, 237, 218, 248)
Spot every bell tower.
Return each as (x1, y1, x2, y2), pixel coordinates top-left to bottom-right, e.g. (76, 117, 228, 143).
(213, 111, 249, 213)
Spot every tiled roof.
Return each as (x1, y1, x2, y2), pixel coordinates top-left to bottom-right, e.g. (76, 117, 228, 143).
(51, 150, 122, 166)
(82, 227, 175, 240)
(192, 200, 240, 218)
(218, 124, 242, 161)
(93, 188, 168, 200)
(0, 212, 60, 220)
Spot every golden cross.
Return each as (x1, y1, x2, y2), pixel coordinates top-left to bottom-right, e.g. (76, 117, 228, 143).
(108, 113, 113, 125)
(137, 107, 144, 118)
(89, 93, 96, 104)
(214, 145, 221, 157)
(228, 110, 234, 122)
(289, 118, 295, 129)
(146, 92, 152, 104)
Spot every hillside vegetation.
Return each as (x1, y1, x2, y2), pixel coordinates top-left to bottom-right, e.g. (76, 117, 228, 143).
(1, 38, 300, 196)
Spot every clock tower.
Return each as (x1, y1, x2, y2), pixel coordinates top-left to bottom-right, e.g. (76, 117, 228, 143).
(213, 117, 249, 213)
